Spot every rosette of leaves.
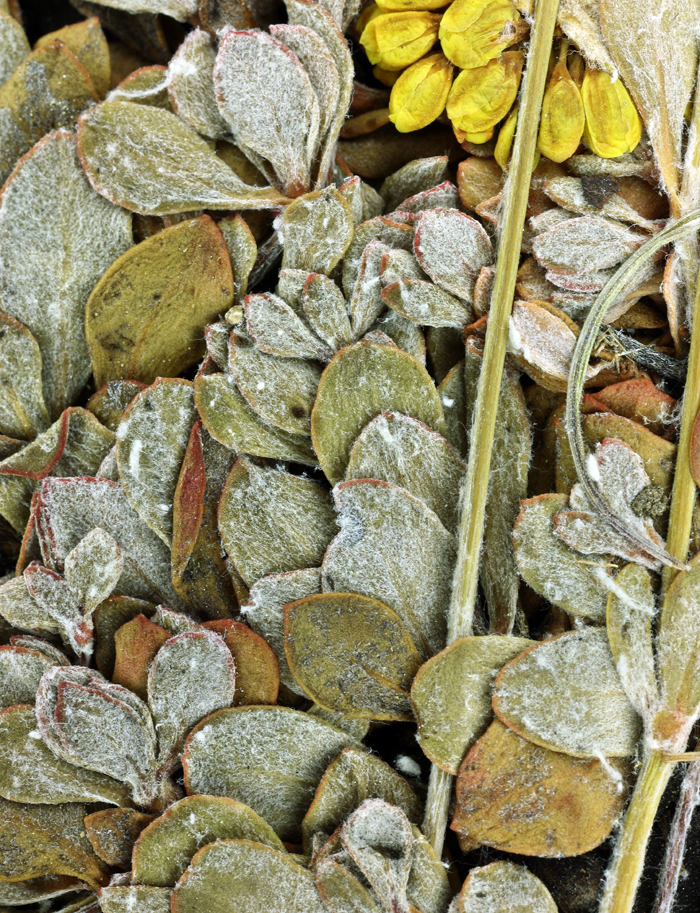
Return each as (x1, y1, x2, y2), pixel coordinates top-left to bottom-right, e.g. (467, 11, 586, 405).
(75, 4, 356, 213)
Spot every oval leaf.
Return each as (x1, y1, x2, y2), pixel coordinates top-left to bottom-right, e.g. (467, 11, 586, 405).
(284, 593, 421, 720)
(311, 340, 444, 484)
(411, 635, 534, 774)
(182, 706, 360, 841)
(148, 631, 235, 774)
(132, 795, 285, 887)
(86, 217, 233, 388)
(493, 628, 641, 758)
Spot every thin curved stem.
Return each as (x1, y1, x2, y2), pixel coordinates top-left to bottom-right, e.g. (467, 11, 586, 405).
(565, 211, 700, 571)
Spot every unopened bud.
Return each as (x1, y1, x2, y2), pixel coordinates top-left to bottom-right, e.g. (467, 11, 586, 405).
(440, 0, 525, 70)
(537, 41, 585, 163)
(581, 66, 642, 158)
(389, 53, 455, 132)
(447, 51, 523, 142)
(361, 11, 442, 71)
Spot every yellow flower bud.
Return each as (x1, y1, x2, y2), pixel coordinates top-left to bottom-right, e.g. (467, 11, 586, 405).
(537, 41, 585, 163)
(389, 52, 454, 132)
(439, 0, 525, 69)
(361, 11, 442, 71)
(376, 0, 449, 10)
(354, 3, 385, 40)
(446, 51, 523, 141)
(581, 66, 642, 158)
(495, 103, 517, 168)
(494, 103, 539, 170)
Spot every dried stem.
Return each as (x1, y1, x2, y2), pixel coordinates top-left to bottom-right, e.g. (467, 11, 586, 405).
(421, 0, 561, 855)
(653, 739, 700, 913)
(599, 749, 675, 913)
(661, 259, 700, 595)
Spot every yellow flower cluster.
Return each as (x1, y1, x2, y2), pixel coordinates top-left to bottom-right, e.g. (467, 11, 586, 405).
(358, 0, 642, 164)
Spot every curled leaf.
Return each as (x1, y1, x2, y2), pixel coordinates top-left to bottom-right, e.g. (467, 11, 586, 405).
(168, 29, 228, 140)
(240, 567, 322, 695)
(36, 666, 159, 806)
(302, 746, 421, 854)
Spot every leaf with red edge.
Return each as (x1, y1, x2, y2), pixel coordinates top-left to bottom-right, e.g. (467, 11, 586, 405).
(202, 620, 279, 706)
(214, 30, 320, 197)
(413, 208, 493, 301)
(172, 419, 238, 619)
(36, 477, 184, 609)
(0, 407, 114, 534)
(36, 666, 159, 807)
(147, 630, 235, 775)
(84, 807, 155, 868)
(112, 614, 171, 701)
(0, 42, 99, 183)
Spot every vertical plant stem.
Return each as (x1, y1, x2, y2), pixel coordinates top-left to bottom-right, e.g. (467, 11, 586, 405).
(598, 233, 700, 913)
(421, 0, 560, 856)
(653, 739, 700, 913)
(662, 267, 700, 594)
(599, 750, 674, 913)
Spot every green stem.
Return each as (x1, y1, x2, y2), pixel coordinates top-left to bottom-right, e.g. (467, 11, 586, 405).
(421, 0, 561, 856)
(599, 750, 674, 913)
